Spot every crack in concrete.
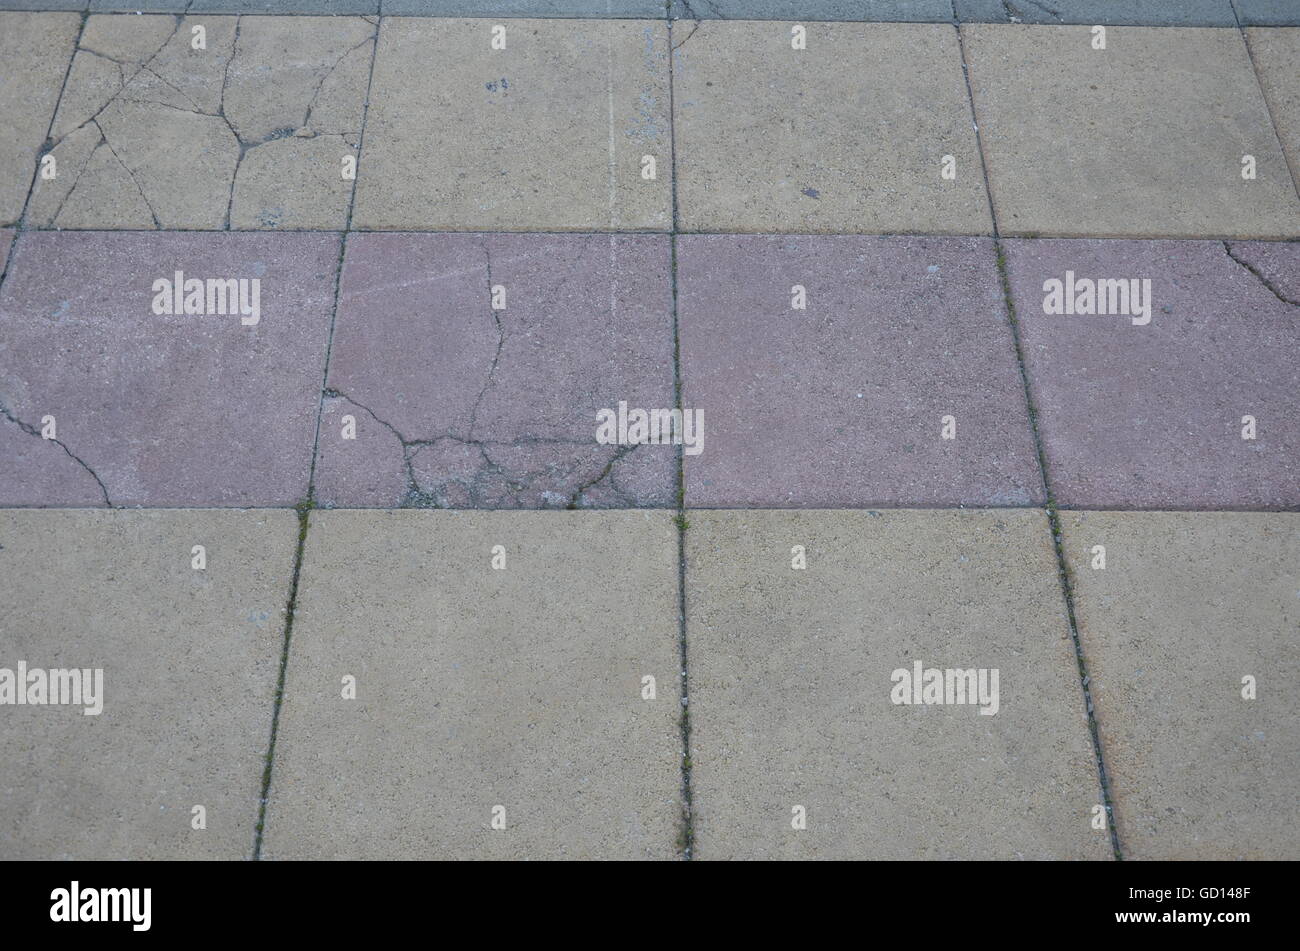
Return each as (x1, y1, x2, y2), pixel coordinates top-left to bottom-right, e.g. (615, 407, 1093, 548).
(467, 239, 505, 441)
(1223, 241, 1299, 308)
(671, 19, 701, 52)
(1006, 0, 1063, 21)
(322, 389, 645, 509)
(93, 118, 162, 229)
(303, 29, 376, 131)
(0, 400, 112, 507)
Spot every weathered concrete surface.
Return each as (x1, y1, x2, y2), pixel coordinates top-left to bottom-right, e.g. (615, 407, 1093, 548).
(1059, 511, 1300, 860)
(26, 14, 375, 230)
(143, 1, 377, 11)
(1004, 238, 1300, 508)
(388, 1, 665, 14)
(0, 1, 84, 11)
(670, 0, 954, 19)
(1234, 0, 1300, 25)
(0, 509, 296, 859)
(687, 509, 1110, 860)
(673, 21, 991, 233)
(353, 18, 671, 231)
(1247, 28, 1300, 193)
(964, 25, 1300, 237)
(678, 235, 1041, 507)
(262, 510, 682, 859)
(315, 233, 676, 509)
(955, 0, 1237, 25)
(0, 13, 80, 226)
(0, 231, 339, 506)
(0, 229, 12, 268)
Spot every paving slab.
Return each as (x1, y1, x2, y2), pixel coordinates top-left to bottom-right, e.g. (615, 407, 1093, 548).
(1004, 238, 1300, 508)
(1247, 28, 1300, 193)
(0, 1, 85, 10)
(387, 1, 665, 14)
(0, 13, 80, 226)
(673, 21, 991, 234)
(353, 17, 671, 231)
(315, 233, 676, 509)
(262, 509, 682, 859)
(0, 228, 12, 268)
(26, 14, 375, 230)
(955, 0, 1237, 25)
(0, 231, 339, 507)
(964, 24, 1300, 238)
(1234, 0, 1300, 25)
(686, 508, 1109, 860)
(0, 508, 296, 859)
(678, 235, 1041, 507)
(94, 1, 378, 10)
(669, 1, 954, 20)
(1059, 511, 1300, 860)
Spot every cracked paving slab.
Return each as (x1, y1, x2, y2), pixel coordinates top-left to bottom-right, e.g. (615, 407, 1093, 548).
(25, 13, 375, 230)
(314, 232, 676, 509)
(687, 509, 1111, 860)
(679, 235, 1042, 507)
(261, 510, 681, 859)
(0, 508, 297, 859)
(0, 12, 81, 226)
(964, 24, 1300, 238)
(0, 231, 339, 506)
(1004, 238, 1300, 508)
(672, 21, 992, 234)
(352, 17, 671, 231)
(1059, 511, 1300, 859)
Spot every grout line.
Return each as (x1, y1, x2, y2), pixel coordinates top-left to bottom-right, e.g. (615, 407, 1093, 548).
(992, 242, 1125, 862)
(959, 15, 1123, 861)
(1238, 22, 1300, 204)
(5, 224, 1299, 240)
(667, 16, 693, 861)
(251, 499, 311, 860)
(250, 25, 379, 855)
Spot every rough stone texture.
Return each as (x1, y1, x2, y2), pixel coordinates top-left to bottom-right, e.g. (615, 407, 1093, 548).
(955, 0, 1237, 25)
(679, 235, 1041, 507)
(0, 509, 296, 859)
(315, 233, 676, 509)
(964, 24, 1300, 238)
(1247, 28, 1300, 195)
(1059, 511, 1300, 860)
(0, 231, 339, 506)
(353, 17, 671, 231)
(262, 510, 682, 859)
(1004, 238, 1300, 508)
(26, 14, 375, 230)
(670, 0, 954, 19)
(0, 13, 80, 226)
(0, 229, 12, 268)
(687, 509, 1110, 860)
(674, 22, 991, 233)
(1234, 0, 1300, 25)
